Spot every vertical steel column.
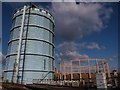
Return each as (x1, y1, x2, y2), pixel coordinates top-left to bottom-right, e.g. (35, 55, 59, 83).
(94, 65, 97, 73)
(96, 59, 99, 73)
(12, 6, 26, 83)
(70, 60, 73, 80)
(88, 59, 91, 79)
(21, 5, 31, 84)
(59, 63, 62, 80)
(105, 61, 111, 78)
(63, 61, 66, 80)
(58, 63, 60, 80)
(102, 60, 106, 75)
(79, 59, 82, 81)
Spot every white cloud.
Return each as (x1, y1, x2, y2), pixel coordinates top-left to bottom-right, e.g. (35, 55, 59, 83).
(79, 42, 106, 50)
(51, 2, 112, 40)
(0, 52, 5, 63)
(65, 51, 89, 59)
(0, 52, 6, 68)
(108, 54, 118, 71)
(0, 52, 5, 77)
(57, 41, 105, 51)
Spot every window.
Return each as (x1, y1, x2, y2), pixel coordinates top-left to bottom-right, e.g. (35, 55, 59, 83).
(17, 10, 19, 13)
(48, 13, 51, 17)
(34, 8, 39, 11)
(52, 46, 54, 56)
(44, 59, 46, 70)
(49, 59, 52, 71)
(42, 10, 46, 14)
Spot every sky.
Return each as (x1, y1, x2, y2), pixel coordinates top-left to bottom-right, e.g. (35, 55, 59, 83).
(1, 2, 119, 71)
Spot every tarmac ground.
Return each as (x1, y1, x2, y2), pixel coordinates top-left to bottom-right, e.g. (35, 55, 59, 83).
(2, 83, 119, 90)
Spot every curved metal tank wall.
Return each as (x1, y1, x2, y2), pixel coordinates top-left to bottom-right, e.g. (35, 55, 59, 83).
(4, 6, 54, 84)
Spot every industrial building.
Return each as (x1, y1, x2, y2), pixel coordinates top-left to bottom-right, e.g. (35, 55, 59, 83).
(32, 58, 119, 88)
(3, 4, 119, 89)
(4, 5, 54, 84)
(54, 58, 111, 87)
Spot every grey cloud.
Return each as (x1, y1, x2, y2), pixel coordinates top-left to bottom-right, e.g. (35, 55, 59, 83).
(0, 52, 5, 62)
(56, 42, 89, 61)
(56, 51, 89, 61)
(57, 41, 77, 53)
(51, 2, 112, 41)
(55, 41, 106, 62)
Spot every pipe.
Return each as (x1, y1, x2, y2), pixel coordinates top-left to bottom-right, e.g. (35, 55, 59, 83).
(12, 6, 26, 83)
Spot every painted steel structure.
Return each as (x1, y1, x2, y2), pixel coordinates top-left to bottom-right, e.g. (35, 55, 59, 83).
(56, 58, 111, 82)
(4, 5, 54, 84)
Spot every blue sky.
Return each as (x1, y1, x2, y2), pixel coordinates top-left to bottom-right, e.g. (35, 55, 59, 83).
(2, 2, 119, 71)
